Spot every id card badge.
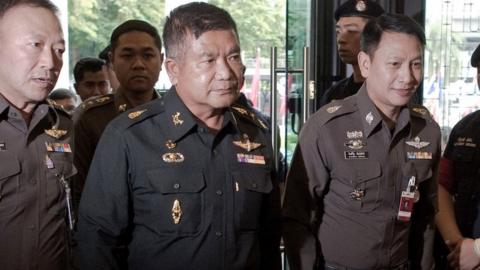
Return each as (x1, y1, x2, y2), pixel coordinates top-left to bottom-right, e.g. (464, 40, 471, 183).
(397, 191, 415, 222)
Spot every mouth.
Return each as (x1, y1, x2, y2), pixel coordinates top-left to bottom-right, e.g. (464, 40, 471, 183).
(393, 88, 414, 97)
(32, 77, 54, 87)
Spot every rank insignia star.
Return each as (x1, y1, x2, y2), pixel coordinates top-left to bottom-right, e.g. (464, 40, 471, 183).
(118, 104, 127, 112)
(172, 112, 184, 126)
(44, 129, 67, 139)
(165, 140, 176, 149)
(128, 109, 147, 119)
(406, 136, 430, 149)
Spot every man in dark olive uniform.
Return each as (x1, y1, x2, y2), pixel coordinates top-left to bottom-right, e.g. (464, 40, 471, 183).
(0, 1, 76, 269)
(283, 14, 440, 270)
(319, 0, 384, 108)
(72, 19, 163, 207)
(436, 43, 480, 270)
(75, 3, 281, 270)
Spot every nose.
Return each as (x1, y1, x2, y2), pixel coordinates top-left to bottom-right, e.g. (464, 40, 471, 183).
(40, 47, 62, 71)
(336, 29, 347, 44)
(398, 64, 416, 85)
(215, 58, 233, 80)
(132, 56, 146, 69)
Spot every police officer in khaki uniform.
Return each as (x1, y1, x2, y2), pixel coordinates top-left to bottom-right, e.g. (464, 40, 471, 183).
(283, 14, 440, 270)
(75, 3, 281, 270)
(0, 1, 76, 269)
(435, 43, 480, 270)
(319, 0, 384, 108)
(72, 19, 163, 207)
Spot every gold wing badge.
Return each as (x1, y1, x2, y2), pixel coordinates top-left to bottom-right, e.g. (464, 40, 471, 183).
(233, 134, 262, 152)
(172, 199, 182, 224)
(44, 129, 68, 139)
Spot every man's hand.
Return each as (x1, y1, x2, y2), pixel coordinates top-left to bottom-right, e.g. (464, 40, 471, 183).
(452, 238, 480, 270)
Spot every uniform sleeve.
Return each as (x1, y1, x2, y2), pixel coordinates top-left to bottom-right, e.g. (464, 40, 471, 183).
(438, 126, 457, 192)
(282, 119, 329, 270)
(72, 115, 96, 210)
(74, 124, 132, 270)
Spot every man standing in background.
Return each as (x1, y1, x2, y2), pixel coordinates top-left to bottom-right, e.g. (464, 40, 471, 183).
(319, 0, 384, 107)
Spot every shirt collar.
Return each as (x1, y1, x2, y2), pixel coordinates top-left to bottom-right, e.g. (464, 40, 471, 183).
(356, 84, 411, 138)
(162, 87, 233, 142)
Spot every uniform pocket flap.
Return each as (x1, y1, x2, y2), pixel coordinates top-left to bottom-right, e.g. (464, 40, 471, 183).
(233, 170, 273, 193)
(354, 161, 382, 183)
(0, 153, 20, 180)
(147, 168, 206, 194)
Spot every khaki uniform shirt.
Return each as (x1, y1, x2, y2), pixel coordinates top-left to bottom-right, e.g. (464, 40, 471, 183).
(75, 88, 281, 270)
(0, 95, 75, 270)
(283, 85, 440, 269)
(72, 89, 158, 207)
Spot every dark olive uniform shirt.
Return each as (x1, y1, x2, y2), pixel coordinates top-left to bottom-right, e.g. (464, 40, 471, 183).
(72, 89, 158, 207)
(0, 95, 75, 270)
(283, 85, 440, 269)
(75, 88, 281, 270)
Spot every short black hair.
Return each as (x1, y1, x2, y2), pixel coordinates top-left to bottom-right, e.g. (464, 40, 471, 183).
(73, 57, 106, 83)
(110, 19, 162, 53)
(361, 13, 425, 57)
(48, 88, 77, 102)
(98, 45, 111, 64)
(163, 2, 238, 59)
(0, 0, 58, 18)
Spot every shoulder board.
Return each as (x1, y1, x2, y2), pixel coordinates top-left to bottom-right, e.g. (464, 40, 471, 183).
(113, 99, 165, 130)
(316, 98, 356, 127)
(410, 105, 432, 119)
(46, 98, 71, 117)
(80, 94, 114, 111)
(231, 105, 268, 130)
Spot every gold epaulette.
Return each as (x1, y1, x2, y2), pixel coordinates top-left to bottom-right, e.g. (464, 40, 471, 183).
(80, 94, 113, 111)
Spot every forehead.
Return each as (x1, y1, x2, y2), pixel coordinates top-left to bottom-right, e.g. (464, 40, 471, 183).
(336, 16, 367, 27)
(374, 32, 423, 57)
(81, 70, 109, 82)
(115, 31, 158, 50)
(187, 29, 240, 54)
(0, 4, 63, 40)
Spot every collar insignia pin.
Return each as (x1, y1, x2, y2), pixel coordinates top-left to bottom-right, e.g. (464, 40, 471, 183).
(172, 112, 184, 126)
(365, 112, 374, 125)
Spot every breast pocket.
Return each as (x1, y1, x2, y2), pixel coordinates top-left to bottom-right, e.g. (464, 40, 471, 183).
(0, 153, 20, 216)
(146, 168, 206, 236)
(330, 161, 382, 213)
(232, 169, 273, 231)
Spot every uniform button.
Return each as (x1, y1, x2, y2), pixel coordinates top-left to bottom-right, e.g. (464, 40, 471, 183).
(173, 183, 180, 189)
(216, 190, 223, 196)
(251, 183, 257, 189)
(213, 150, 218, 156)
(215, 231, 223, 237)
